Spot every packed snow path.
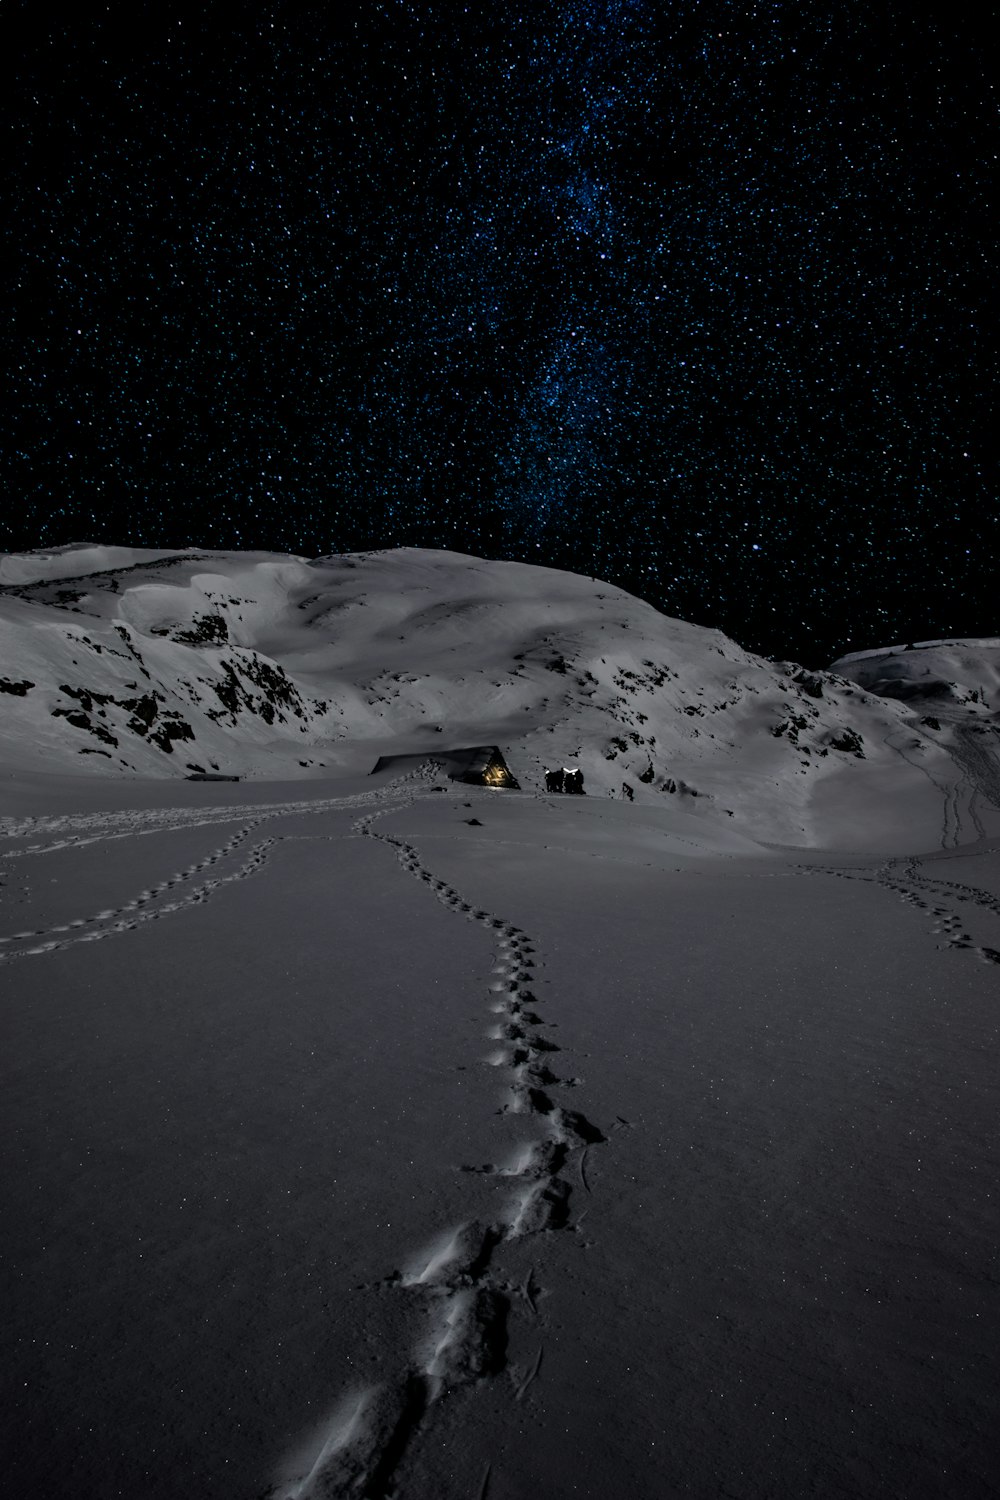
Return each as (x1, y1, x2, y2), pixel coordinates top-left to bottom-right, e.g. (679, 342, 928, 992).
(2, 774, 999, 1499)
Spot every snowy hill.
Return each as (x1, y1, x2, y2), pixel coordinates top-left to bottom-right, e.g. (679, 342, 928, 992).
(0, 543, 989, 844)
(831, 638, 1000, 710)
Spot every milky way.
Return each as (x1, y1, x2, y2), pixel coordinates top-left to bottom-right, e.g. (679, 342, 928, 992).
(2, 3, 994, 662)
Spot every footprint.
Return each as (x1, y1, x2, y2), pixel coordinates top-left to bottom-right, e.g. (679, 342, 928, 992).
(351, 1376, 432, 1500)
(400, 1225, 472, 1287)
(526, 1063, 560, 1088)
(424, 1287, 509, 1390)
(400, 1222, 501, 1288)
(556, 1109, 607, 1145)
(508, 1179, 572, 1236)
(530, 1036, 561, 1054)
(271, 1386, 380, 1500)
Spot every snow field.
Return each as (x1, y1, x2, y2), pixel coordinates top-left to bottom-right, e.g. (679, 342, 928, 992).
(2, 545, 1000, 1496)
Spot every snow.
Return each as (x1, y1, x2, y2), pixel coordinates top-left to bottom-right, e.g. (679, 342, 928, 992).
(0, 542, 198, 587)
(833, 637, 1000, 665)
(2, 550, 1000, 1498)
(0, 543, 982, 847)
(832, 638, 1000, 711)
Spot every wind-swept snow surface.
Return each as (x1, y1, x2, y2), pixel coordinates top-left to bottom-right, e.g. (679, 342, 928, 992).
(2, 759, 1000, 1499)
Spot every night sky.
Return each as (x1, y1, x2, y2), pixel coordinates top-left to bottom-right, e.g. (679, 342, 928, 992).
(2, 2, 995, 665)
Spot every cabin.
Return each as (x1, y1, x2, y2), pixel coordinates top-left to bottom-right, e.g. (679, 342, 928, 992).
(370, 745, 519, 789)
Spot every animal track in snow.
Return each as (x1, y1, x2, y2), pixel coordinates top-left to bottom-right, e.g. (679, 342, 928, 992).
(271, 801, 610, 1497)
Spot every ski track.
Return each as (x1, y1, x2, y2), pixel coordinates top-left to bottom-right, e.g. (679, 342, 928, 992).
(950, 725, 1000, 835)
(881, 729, 967, 851)
(270, 802, 608, 1500)
(881, 720, 1000, 852)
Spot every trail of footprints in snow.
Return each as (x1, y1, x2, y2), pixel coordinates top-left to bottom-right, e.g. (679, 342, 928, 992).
(2, 773, 607, 1492)
(0, 769, 434, 856)
(804, 858, 1000, 967)
(283, 809, 608, 1500)
(0, 822, 276, 964)
(0, 775, 439, 964)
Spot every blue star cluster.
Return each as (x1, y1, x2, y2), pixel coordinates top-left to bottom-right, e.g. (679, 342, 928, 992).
(2, 2, 994, 662)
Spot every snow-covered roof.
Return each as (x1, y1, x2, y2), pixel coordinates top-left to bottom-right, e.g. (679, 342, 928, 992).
(371, 745, 518, 786)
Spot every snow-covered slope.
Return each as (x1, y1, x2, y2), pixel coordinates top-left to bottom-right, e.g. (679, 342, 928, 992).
(0, 544, 986, 844)
(832, 638, 1000, 710)
(3, 559, 1000, 1498)
(0, 543, 190, 587)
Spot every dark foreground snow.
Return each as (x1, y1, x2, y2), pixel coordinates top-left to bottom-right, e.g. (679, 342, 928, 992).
(2, 768, 999, 1499)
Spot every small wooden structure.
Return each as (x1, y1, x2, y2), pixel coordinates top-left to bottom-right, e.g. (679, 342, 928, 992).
(370, 745, 519, 789)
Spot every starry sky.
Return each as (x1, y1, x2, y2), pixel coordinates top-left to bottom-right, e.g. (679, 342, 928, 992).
(2, 2, 995, 665)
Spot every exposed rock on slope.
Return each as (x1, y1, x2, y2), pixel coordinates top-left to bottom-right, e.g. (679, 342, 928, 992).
(0, 544, 983, 842)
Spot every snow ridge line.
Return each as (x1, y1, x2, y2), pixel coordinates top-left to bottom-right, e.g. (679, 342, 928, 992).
(269, 806, 607, 1499)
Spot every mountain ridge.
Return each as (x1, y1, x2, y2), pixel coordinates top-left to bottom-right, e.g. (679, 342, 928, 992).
(2, 544, 995, 847)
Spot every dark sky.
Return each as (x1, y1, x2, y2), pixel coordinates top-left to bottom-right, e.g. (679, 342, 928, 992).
(2, 1, 995, 665)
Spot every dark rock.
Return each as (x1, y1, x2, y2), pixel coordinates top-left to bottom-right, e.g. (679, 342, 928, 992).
(793, 669, 824, 698)
(149, 718, 195, 753)
(828, 728, 865, 757)
(173, 614, 229, 646)
(121, 694, 159, 727)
